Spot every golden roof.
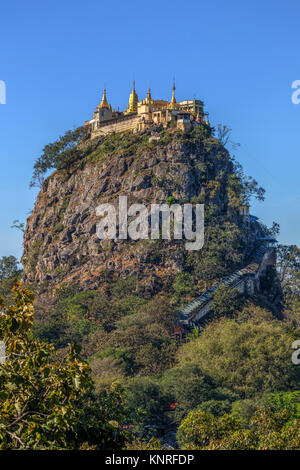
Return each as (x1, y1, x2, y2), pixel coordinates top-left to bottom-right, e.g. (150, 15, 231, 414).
(99, 87, 110, 109)
(126, 80, 139, 114)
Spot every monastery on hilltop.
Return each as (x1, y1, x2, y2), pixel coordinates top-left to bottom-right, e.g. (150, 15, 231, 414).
(85, 81, 210, 138)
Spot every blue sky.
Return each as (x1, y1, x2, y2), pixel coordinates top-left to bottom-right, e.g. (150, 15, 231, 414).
(0, 0, 299, 261)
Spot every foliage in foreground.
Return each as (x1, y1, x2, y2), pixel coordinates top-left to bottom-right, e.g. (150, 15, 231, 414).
(177, 407, 300, 450)
(0, 285, 129, 449)
(177, 317, 300, 398)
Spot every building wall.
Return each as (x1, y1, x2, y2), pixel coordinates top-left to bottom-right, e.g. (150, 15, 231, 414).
(177, 119, 193, 132)
(257, 248, 276, 279)
(89, 105, 200, 139)
(92, 115, 139, 137)
(193, 301, 212, 323)
(95, 107, 113, 122)
(91, 110, 185, 137)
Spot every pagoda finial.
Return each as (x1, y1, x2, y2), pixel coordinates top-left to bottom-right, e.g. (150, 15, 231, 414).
(146, 87, 152, 103)
(169, 79, 177, 109)
(99, 87, 110, 109)
(125, 80, 139, 114)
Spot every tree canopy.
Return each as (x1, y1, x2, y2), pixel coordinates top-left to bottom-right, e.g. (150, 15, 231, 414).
(0, 256, 22, 303)
(0, 285, 129, 449)
(30, 126, 85, 187)
(177, 406, 300, 450)
(212, 284, 242, 317)
(177, 318, 299, 398)
(0, 256, 20, 282)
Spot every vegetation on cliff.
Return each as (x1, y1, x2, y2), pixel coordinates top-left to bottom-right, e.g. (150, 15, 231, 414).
(0, 282, 299, 449)
(2, 125, 299, 449)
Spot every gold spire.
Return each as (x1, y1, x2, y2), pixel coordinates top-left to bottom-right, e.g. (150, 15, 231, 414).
(99, 87, 110, 109)
(125, 80, 139, 114)
(169, 80, 177, 109)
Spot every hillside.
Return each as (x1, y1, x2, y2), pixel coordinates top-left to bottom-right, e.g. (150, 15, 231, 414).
(20, 123, 275, 377)
(8, 124, 300, 448)
(22, 125, 262, 296)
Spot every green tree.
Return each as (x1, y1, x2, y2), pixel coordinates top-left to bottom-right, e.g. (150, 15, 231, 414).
(109, 296, 177, 375)
(192, 221, 244, 285)
(0, 285, 128, 449)
(235, 302, 274, 324)
(277, 244, 300, 296)
(278, 244, 300, 322)
(0, 256, 22, 302)
(0, 256, 20, 281)
(161, 363, 235, 423)
(277, 244, 300, 329)
(124, 377, 171, 438)
(177, 407, 300, 450)
(177, 410, 242, 449)
(212, 284, 242, 317)
(125, 436, 163, 450)
(177, 318, 300, 398)
(30, 126, 85, 187)
(264, 391, 300, 417)
(173, 273, 197, 296)
(10, 220, 25, 233)
(230, 159, 266, 204)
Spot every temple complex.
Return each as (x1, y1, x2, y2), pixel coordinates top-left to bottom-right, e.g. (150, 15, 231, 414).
(85, 81, 210, 138)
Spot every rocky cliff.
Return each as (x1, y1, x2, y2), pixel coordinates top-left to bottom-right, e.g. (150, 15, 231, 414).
(22, 126, 255, 297)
